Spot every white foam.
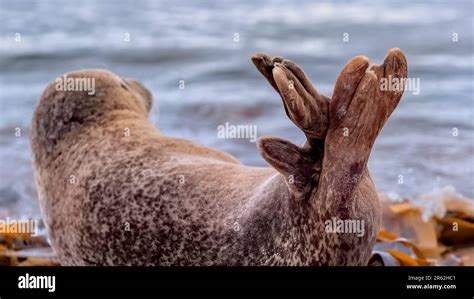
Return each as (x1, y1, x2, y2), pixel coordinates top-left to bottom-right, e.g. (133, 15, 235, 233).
(415, 185, 474, 221)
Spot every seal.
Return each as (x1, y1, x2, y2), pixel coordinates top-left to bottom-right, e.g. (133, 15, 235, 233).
(30, 49, 408, 265)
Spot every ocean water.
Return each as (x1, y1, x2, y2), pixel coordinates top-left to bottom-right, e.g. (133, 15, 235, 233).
(0, 0, 472, 219)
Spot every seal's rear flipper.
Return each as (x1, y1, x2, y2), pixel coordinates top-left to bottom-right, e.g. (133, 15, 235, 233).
(257, 136, 321, 200)
(319, 48, 408, 202)
(252, 54, 330, 150)
(327, 48, 408, 167)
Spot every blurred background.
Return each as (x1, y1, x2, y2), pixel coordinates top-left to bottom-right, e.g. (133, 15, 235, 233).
(0, 0, 472, 220)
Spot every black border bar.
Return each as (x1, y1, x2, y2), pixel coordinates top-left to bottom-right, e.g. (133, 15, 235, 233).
(0, 266, 472, 298)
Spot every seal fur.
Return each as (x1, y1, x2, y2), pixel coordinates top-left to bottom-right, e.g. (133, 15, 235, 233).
(30, 49, 408, 265)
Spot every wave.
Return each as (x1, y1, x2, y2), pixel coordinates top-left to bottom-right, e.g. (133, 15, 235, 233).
(380, 185, 474, 222)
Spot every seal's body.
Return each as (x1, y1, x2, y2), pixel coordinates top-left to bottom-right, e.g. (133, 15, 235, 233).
(31, 49, 407, 265)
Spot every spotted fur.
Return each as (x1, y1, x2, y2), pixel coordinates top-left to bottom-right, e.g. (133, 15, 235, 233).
(31, 49, 407, 266)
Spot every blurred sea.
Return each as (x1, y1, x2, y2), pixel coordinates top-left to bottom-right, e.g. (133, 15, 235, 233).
(0, 0, 473, 220)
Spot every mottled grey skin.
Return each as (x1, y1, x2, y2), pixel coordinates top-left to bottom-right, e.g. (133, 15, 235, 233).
(30, 49, 407, 266)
